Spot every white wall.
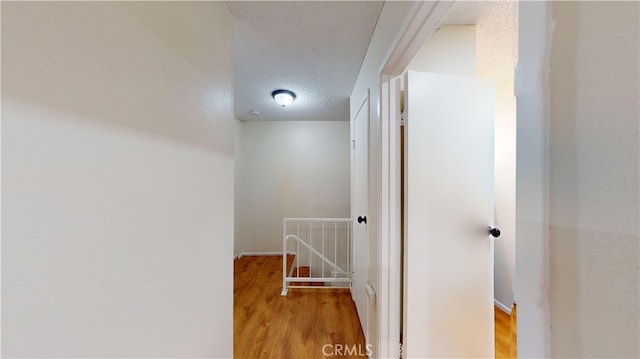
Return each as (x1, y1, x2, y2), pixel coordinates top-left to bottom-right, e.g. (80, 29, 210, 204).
(548, 2, 639, 357)
(405, 25, 476, 76)
(234, 120, 350, 254)
(2, 2, 234, 357)
(349, 1, 414, 355)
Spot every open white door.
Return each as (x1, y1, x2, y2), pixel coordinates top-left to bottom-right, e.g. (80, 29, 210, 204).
(352, 91, 369, 342)
(403, 70, 496, 358)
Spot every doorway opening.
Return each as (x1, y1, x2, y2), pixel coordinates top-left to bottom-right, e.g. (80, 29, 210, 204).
(378, 1, 521, 357)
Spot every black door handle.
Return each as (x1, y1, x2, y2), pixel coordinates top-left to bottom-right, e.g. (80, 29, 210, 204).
(357, 216, 367, 224)
(489, 227, 501, 238)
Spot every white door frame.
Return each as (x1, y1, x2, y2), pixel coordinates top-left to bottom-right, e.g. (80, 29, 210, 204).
(351, 89, 370, 345)
(375, 1, 552, 358)
(378, 76, 402, 358)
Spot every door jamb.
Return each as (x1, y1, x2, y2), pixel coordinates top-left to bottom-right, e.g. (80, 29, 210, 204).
(351, 89, 371, 346)
(377, 2, 454, 357)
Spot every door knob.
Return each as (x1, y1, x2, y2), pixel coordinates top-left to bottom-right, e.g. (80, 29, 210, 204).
(357, 216, 367, 224)
(489, 227, 501, 238)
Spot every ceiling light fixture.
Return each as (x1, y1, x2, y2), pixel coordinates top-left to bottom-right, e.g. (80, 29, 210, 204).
(272, 89, 296, 107)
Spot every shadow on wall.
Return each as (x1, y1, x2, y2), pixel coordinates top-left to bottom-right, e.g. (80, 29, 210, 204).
(2, 2, 235, 357)
(2, 1, 234, 155)
(549, 1, 581, 355)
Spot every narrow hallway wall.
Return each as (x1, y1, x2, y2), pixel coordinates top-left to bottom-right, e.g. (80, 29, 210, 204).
(2, 2, 234, 357)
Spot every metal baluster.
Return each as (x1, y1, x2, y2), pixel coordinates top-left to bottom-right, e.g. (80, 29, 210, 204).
(322, 221, 325, 278)
(296, 222, 299, 278)
(347, 221, 350, 279)
(334, 222, 337, 278)
(309, 222, 312, 278)
(283, 219, 286, 294)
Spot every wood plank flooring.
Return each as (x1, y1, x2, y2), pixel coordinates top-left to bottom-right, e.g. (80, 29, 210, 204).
(495, 304, 517, 358)
(235, 255, 516, 358)
(234, 255, 366, 359)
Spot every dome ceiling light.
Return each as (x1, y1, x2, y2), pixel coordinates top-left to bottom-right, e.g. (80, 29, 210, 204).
(271, 89, 296, 107)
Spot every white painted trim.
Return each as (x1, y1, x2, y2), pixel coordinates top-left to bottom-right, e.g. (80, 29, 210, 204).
(378, 76, 403, 359)
(379, 78, 391, 359)
(514, 3, 552, 357)
(238, 251, 295, 257)
(351, 89, 371, 349)
(233, 252, 241, 260)
(377, 3, 453, 358)
(351, 90, 370, 225)
(495, 299, 513, 315)
(389, 77, 403, 358)
(380, 0, 454, 77)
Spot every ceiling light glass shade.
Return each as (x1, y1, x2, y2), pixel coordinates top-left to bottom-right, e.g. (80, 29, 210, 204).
(272, 89, 296, 107)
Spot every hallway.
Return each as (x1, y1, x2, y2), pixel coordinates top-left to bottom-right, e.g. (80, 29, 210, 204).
(234, 256, 366, 358)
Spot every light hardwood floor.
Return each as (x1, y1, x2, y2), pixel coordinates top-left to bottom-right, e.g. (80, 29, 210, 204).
(235, 255, 516, 358)
(495, 304, 517, 358)
(234, 255, 366, 358)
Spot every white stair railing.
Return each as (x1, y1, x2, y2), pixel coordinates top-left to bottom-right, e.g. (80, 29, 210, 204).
(281, 218, 351, 296)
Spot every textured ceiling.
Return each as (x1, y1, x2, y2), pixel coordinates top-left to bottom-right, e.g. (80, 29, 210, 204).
(443, 0, 518, 80)
(230, 1, 383, 121)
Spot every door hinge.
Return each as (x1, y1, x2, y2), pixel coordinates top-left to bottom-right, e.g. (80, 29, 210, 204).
(352, 139, 356, 149)
(400, 112, 405, 127)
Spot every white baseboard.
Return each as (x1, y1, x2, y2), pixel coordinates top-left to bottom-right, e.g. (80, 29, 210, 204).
(233, 252, 241, 260)
(235, 251, 296, 259)
(495, 299, 513, 315)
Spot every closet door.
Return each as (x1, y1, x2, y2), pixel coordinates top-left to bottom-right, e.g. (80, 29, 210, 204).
(403, 70, 496, 358)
